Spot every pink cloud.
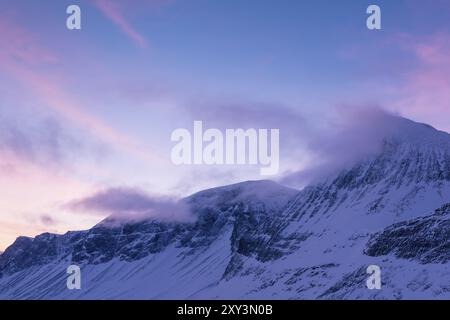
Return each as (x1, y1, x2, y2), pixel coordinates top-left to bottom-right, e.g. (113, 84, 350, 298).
(0, 17, 163, 165)
(390, 33, 450, 132)
(0, 18, 57, 66)
(13, 65, 163, 163)
(93, 0, 148, 48)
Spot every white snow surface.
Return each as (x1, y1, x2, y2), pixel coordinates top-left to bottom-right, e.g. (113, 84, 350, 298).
(2, 117, 450, 299)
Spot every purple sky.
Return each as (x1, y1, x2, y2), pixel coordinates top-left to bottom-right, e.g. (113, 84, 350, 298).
(1, 0, 450, 250)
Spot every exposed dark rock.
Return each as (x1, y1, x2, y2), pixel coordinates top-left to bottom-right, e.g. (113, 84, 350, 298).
(365, 203, 450, 263)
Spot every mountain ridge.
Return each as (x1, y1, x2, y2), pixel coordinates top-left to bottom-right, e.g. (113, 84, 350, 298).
(2, 115, 450, 299)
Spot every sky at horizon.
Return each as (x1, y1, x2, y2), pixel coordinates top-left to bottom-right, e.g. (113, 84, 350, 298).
(1, 0, 450, 250)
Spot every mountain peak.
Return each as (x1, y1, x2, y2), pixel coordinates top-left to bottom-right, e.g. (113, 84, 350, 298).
(383, 115, 450, 148)
(187, 180, 298, 213)
(191, 179, 296, 194)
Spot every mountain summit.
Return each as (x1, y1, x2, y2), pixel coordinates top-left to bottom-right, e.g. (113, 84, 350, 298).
(1, 116, 450, 299)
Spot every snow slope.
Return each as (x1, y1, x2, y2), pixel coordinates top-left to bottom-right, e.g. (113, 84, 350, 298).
(1, 116, 450, 299)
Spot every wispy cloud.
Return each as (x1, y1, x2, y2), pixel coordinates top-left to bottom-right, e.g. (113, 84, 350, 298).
(391, 32, 450, 132)
(68, 187, 194, 222)
(39, 214, 58, 226)
(0, 114, 81, 168)
(183, 98, 310, 157)
(93, 0, 148, 48)
(0, 17, 163, 165)
(281, 107, 405, 188)
(0, 18, 57, 66)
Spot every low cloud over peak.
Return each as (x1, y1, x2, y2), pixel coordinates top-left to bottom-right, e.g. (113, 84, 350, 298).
(68, 187, 194, 223)
(280, 106, 426, 188)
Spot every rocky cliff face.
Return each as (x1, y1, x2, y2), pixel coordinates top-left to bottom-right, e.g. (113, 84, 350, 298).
(1, 117, 450, 299)
(365, 203, 450, 264)
(0, 180, 299, 298)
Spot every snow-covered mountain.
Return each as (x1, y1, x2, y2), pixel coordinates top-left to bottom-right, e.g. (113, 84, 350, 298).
(2, 116, 450, 299)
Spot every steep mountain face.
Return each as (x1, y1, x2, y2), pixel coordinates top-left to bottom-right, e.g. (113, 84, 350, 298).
(2, 117, 450, 299)
(0, 180, 299, 298)
(365, 203, 450, 264)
